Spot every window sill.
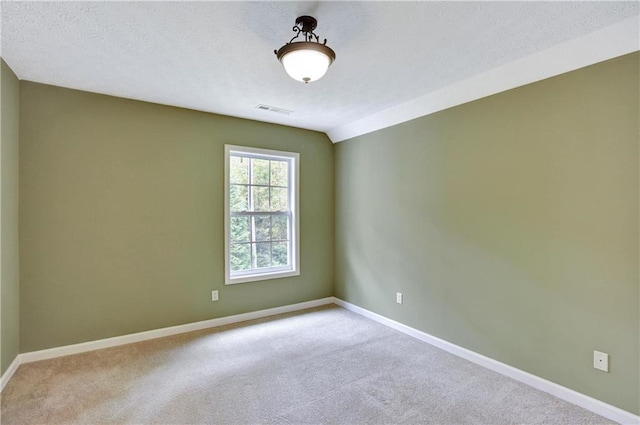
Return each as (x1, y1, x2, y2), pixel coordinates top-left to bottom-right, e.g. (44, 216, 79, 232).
(225, 269, 299, 285)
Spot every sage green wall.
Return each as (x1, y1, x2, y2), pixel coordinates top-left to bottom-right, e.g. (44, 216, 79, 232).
(335, 53, 639, 414)
(1, 60, 20, 375)
(19, 81, 334, 352)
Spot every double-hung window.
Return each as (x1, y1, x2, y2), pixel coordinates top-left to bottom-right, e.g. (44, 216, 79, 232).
(224, 145, 299, 284)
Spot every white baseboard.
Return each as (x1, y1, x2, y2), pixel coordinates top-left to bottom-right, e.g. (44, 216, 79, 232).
(2, 297, 334, 391)
(333, 298, 639, 425)
(4, 295, 638, 425)
(0, 355, 21, 392)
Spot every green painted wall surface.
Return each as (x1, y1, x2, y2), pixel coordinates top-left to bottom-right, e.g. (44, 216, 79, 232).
(19, 82, 334, 352)
(335, 53, 639, 414)
(1, 60, 20, 374)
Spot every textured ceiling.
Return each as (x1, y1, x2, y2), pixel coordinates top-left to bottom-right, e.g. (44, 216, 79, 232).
(1, 1, 638, 138)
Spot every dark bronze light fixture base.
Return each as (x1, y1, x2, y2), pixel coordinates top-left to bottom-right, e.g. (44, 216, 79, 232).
(295, 16, 317, 33)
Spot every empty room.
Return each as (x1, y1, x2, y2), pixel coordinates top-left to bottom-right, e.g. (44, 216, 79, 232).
(1, 1, 639, 424)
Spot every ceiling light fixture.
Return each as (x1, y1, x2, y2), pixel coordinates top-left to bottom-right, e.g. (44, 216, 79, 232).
(275, 16, 336, 84)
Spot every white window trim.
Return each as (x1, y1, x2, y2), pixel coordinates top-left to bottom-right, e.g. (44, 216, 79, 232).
(224, 144, 300, 285)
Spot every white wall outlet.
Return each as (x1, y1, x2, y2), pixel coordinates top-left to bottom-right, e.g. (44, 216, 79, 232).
(593, 350, 609, 372)
(211, 290, 219, 302)
(396, 292, 403, 304)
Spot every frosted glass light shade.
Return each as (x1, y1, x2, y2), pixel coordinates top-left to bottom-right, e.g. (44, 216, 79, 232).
(276, 42, 335, 84)
(282, 49, 331, 83)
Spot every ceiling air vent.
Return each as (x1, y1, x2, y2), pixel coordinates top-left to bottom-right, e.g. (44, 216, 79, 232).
(255, 104, 293, 115)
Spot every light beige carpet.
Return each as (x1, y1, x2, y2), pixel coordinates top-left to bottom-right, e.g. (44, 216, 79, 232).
(1, 305, 617, 424)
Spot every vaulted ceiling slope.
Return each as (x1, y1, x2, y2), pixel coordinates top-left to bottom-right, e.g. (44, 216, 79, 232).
(2, 2, 638, 142)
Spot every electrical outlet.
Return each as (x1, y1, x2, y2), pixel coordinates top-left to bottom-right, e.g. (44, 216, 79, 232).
(593, 350, 609, 372)
(396, 292, 403, 304)
(211, 290, 219, 302)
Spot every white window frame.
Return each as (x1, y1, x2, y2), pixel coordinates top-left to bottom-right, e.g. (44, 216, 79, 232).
(224, 145, 300, 285)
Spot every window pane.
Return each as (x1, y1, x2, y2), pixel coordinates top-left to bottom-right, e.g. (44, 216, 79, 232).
(270, 160, 288, 187)
(254, 216, 271, 242)
(252, 159, 270, 185)
(230, 156, 249, 184)
(270, 187, 288, 211)
(230, 185, 248, 212)
(253, 186, 270, 211)
(272, 242, 288, 267)
(255, 242, 271, 268)
(230, 216, 250, 242)
(272, 216, 288, 241)
(230, 243, 251, 271)
(226, 146, 298, 283)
